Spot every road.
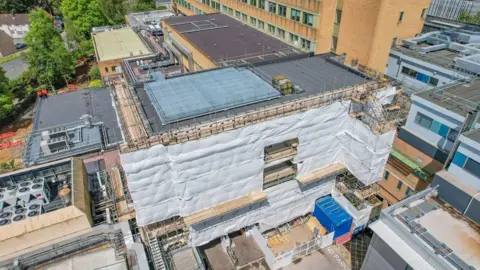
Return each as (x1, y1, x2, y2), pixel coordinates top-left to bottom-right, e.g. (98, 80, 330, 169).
(1, 58, 28, 79)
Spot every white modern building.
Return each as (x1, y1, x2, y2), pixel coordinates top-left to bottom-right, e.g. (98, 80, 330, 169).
(385, 27, 480, 92)
(0, 14, 29, 43)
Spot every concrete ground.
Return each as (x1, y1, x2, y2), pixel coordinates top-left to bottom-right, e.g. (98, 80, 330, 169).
(268, 223, 314, 256)
(43, 247, 127, 270)
(283, 249, 350, 270)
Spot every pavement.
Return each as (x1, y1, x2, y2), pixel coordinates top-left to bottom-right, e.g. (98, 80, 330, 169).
(1, 57, 28, 79)
(283, 249, 351, 270)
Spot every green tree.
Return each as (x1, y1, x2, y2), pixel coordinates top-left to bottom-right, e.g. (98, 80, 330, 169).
(61, 0, 112, 40)
(0, 0, 35, 13)
(88, 79, 103, 88)
(25, 9, 76, 89)
(89, 65, 100, 80)
(100, 0, 127, 24)
(0, 67, 14, 120)
(131, 0, 157, 12)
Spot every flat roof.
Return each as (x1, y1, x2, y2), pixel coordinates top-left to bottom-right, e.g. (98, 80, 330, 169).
(93, 28, 152, 61)
(34, 88, 122, 143)
(385, 191, 480, 269)
(145, 67, 281, 124)
(164, 13, 301, 64)
(135, 54, 369, 133)
(392, 45, 459, 71)
(463, 128, 480, 143)
(415, 80, 480, 118)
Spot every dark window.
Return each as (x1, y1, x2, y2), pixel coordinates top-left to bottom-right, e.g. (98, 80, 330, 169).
(303, 12, 313, 26)
(291, 9, 301, 22)
(335, 9, 342, 24)
(421, 8, 427, 19)
(384, 171, 390, 180)
(104, 67, 109, 73)
(268, 24, 275, 34)
(447, 128, 459, 142)
(464, 158, 480, 178)
(429, 77, 439, 86)
(416, 72, 430, 83)
(414, 112, 433, 130)
(401, 66, 417, 78)
(278, 4, 287, 17)
(405, 186, 414, 197)
(259, 0, 265, 9)
(331, 36, 338, 51)
(277, 28, 285, 39)
(258, 20, 265, 29)
(250, 17, 257, 26)
(399, 11, 404, 22)
(269, 2, 276, 13)
(301, 38, 311, 50)
(396, 180, 403, 190)
(251, 0, 257, 6)
(392, 37, 398, 48)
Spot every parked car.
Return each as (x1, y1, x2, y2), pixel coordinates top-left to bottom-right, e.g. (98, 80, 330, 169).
(15, 43, 27, 50)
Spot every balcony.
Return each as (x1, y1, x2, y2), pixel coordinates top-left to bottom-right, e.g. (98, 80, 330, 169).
(387, 146, 433, 184)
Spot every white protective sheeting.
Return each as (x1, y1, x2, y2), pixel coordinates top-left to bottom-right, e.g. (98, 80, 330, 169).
(331, 189, 372, 230)
(121, 101, 395, 246)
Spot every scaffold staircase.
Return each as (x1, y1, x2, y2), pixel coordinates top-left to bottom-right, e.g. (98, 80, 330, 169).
(148, 235, 167, 270)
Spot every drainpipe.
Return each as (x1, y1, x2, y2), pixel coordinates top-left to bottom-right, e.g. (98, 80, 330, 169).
(444, 111, 475, 170)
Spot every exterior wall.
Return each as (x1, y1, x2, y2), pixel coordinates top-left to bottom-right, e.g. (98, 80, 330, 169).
(432, 172, 473, 214)
(0, 31, 15, 57)
(0, 24, 29, 41)
(163, 22, 218, 71)
(404, 100, 463, 152)
(361, 233, 409, 270)
(379, 169, 408, 204)
(98, 59, 124, 78)
(397, 126, 449, 164)
(385, 53, 459, 89)
(392, 136, 443, 174)
(337, 0, 430, 72)
(448, 142, 480, 190)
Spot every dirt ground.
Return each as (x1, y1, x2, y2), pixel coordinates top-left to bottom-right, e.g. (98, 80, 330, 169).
(0, 118, 33, 168)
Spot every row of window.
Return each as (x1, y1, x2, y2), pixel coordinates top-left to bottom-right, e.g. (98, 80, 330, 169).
(414, 112, 458, 142)
(451, 151, 480, 179)
(104, 65, 117, 73)
(398, 8, 428, 23)
(401, 66, 439, 86)
(225, 7, 313, 50)
(383, 171, 414, 196)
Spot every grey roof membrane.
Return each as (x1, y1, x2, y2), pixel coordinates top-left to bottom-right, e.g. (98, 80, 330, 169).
(34, 88, 122, 143)
(135, 54, 369, 133)
(165, 13, 298, 63)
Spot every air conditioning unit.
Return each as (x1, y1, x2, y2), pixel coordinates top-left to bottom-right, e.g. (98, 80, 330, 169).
(12, 207, 27, 223)
(0, 216, 12, 227)
(16, 185, 32, 204)
(0, 185, 18, 207)
(27, 199, 45, 218)
(31, 179, 50, 203)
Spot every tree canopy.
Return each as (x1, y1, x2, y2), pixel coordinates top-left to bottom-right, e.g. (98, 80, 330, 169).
(61, 0, 112, 40)
(458, 12, 480, 25)
(0, 68, 13, 120)
(25, 9, 75, 89)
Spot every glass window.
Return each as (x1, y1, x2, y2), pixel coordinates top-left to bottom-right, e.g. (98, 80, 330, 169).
(396, 180, 403, 190)
(401, 66, 417, 78)
(429, 77, 439, 86)
(278, 4, 287, 17)
(447, 129, 459, 142)
(392, 37, 398, 48)
(242, 13, 248, 22)
(405, 187, 414, 197)
(430, 120, 449, 138)
(215, 2, 220, 10)
(421, 8, 427, 19)
(259, 0, 265, 9)
(414, 112, 433, 130)
(104, 67, 109, 73)
(235, 11, 241, 19)
(269, 2, 276, 13)
(222, 5, 227, 13)
(464, 158, 480, 178)
(384, 171, 390, 180)
(416, 72, 430, 83)
(240, 0, 247, 3)
(335, 9, 342, 24)
(399, 11, 404, 22)
(452, 151, 467, 168)
(111, 66, 117, 72)
(291, 9, 301, 22)
(268, 24, 275, 34)
(290, 33, 298, 45)
(301, 38, 311, 50)
(277, 28, 285, 39)
(250, 17, 257, 26)
(331, 36, 338, 51)
(258, 20, 265, 30)
(210, 1, 215, 8)
(251, 0, 257, 6)
(228, 7, 233, 15)
(303, 12, 313, 26)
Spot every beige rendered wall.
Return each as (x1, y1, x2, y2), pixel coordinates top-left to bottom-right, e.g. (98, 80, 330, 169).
(98, 59, 124, 78)
(337, 0, 430, 72)
(164, 22, 219, 71)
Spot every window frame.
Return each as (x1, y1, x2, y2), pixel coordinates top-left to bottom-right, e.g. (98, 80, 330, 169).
(251, 0, 257, 7)
(303, 12, 313, 26)
(291, 8, 301, 22)
(290, 33, 299, 45)
(268, 2, 277, 14)
(421, 8, 427, 19)
(399, 11, 404, 23)
(301, 38, 311, 50)
(268, 24, 276, 34)
(429, 77, 439, 86)
(464, 157, 480, 179)
(414, 112, 434, 130)
(258, 20, 265, 30)
(250, 17, 257, 26)
(277, 28, 285, 39)
(242, 13, 248, 22)
(278, 4, 287, 17)
(335, 9, 342, 24)
(384, 171, 390, 180)
(259, 0, 265, 9)
(396, 180, 403, 190)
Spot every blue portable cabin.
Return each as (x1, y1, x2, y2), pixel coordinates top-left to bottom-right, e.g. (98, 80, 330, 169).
(313, 196, 353, 239)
